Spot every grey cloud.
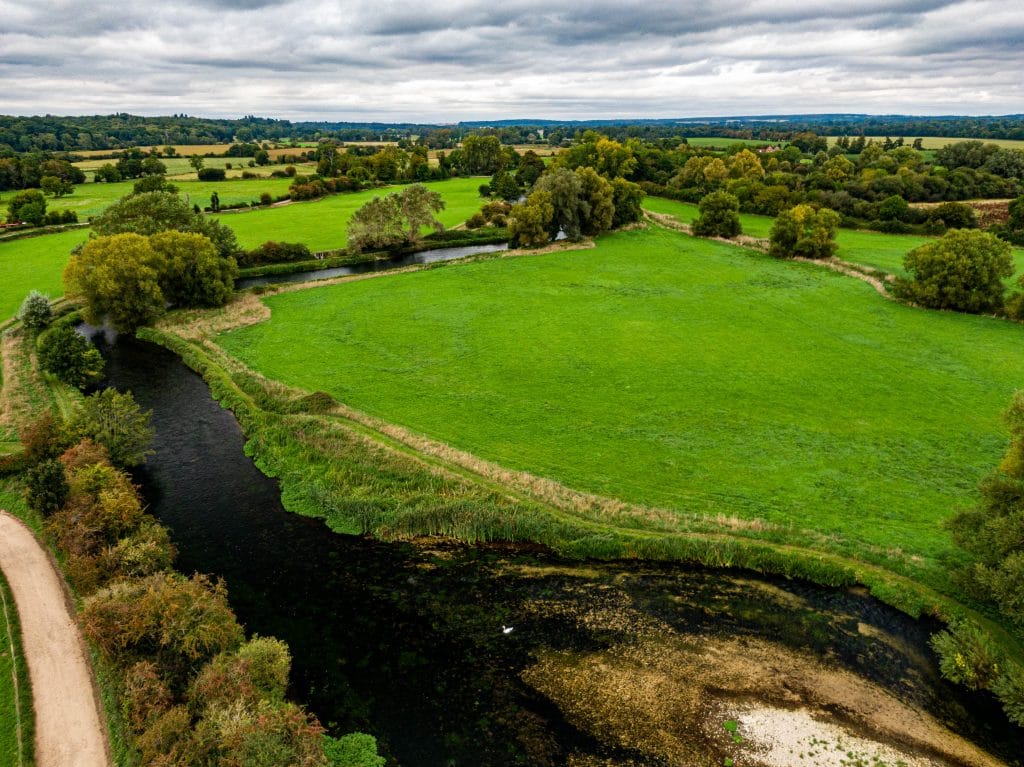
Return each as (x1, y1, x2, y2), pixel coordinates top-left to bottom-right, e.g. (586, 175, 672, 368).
(0, 0, 1021, 120)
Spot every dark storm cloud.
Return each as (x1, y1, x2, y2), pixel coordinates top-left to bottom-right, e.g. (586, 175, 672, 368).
(0, 0, 1020, 119)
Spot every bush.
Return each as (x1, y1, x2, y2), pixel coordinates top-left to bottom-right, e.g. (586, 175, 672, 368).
(692, 191, 742, 238)
(928, 202, 977, 230)
(197, 167, 226, 181)
(894, 229, 1013, 313)
(36, 324, 105, 389)
(239, 241, 313, 267)
(932, 618, 1003, 690)
(465, 212, 487, 229)
(18, 290, 53, 331)
(260, 192, 273, 206)
(324, 733, 385, 767)
(25, 458, 68, 516)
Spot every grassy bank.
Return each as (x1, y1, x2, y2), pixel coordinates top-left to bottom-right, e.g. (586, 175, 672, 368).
(0, 567, 33, 767)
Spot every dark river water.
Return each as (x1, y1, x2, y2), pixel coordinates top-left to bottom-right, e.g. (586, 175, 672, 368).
(92, 331, 1024, 766)
(236, 243, 509, 289)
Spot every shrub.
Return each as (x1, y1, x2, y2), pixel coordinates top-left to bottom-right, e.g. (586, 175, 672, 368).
(692, 191, 742, 238)
(81, 571, 243, 677)
(197, 167, 227, 181)
(18, 290, 53, 331)
(123, 661, 174, 734)
(465, 212, 487, 229)
(25, 458, 68, 516)
(931, 618, 1003, 690)
(6, 189, 46, 225)
(260, 192, 273, 206)
(894, 229, 1012, 313)
(324, 733, 385, 767)
(19, 411, 71, 466)
(239, 241, 313, 267)
(929, 202, 977, 230)
(36, 324, 105, 389)
(190, 636, 291, 710)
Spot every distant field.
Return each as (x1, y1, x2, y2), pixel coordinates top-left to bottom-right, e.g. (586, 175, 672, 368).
(643, 196, 1024, 278)
(73, 156, 316, 181)
(684, 137, 781, 149)
(0, 229, 89, 321)
(4, 177, 298, 218)
(215, 177, 486, 251)
(825, 136, 1024, 150)
(219, 224, 1024, 572)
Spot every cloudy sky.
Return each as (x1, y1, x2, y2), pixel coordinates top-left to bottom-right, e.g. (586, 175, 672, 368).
(1, 0, 1021, 121)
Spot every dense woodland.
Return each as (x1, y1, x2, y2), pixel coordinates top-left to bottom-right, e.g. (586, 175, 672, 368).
(2, 112, 1024, 154)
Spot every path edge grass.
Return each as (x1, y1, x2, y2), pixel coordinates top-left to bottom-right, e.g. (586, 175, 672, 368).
(138, 319, 1024, 728)
(0, 567, 34, 767)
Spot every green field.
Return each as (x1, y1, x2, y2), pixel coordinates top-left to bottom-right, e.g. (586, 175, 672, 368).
(5, 176, 299, 218)
(0, 229, 89, 321)
(214, 177, 487, 251)
(683, 137, 781, 149)
(218, 224, 1024, 570)
(0, 570, 30, 767)
(643, 196, 1024, 278)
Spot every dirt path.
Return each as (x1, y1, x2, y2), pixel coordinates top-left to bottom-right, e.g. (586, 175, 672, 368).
(0, 512, 109, 767)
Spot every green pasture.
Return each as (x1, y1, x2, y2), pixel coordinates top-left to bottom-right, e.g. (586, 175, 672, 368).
(643, 196, 1024, 278)
(0, 229, 89, 321)
(683, 137, 781, 149)
(214, 177, 487, 251)
(219, 224, 1024, 570)
(21, 176, 299, 218)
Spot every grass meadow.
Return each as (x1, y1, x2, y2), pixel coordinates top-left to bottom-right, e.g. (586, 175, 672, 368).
(643, 196, 1024, 277)
(214, 176, 487, 250)
(218, 224, 1024, 573)
(824, 136, 1024, 151)
(0, 229, 89, 321)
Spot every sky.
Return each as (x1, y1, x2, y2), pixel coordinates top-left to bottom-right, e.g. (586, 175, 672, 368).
(1, 0, 1022, 122)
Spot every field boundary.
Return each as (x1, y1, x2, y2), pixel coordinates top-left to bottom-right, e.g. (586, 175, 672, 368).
(0, 569, 30, 767)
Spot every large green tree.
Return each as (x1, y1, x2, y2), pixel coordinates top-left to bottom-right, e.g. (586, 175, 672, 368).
(895, 229, 1012, 313)
(575, 167, 614, 236)
(533, 168, 589, 241)
(692, 191, 742, 239)
(64, 233, 166, 331)
(149, 231, 237, 308)
(769, 205, 840, 260)
(507, 190, 554, 248)
(347, 185, 445, 252)
(70, 388, 154, 468)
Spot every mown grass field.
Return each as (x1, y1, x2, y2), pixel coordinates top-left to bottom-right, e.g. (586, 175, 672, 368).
(643, 196, 1024, 278)
(218, 224, 1024, 571)
(214, 177, 487, 251)
(684, 137, 780, 149)
(0, 569, 30, 767)
(0, 229, 89, 321)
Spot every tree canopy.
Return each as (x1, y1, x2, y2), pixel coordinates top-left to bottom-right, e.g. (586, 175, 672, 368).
(895, 229, 1013, 313)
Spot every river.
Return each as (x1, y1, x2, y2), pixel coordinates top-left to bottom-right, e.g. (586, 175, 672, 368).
(92, 330, 1023, 767)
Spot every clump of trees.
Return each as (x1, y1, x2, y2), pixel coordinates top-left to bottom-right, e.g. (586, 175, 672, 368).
(692, 191, 742, 238)
(64, 229, 237, 330)
(768, 205, 840, 260)
(506, 162, 643, 247)
(6, 189, 47, 225)
(347, 184, 445, 253)
(894, 229, 1013, 314)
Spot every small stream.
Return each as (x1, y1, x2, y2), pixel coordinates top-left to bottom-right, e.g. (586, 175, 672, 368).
(236, 243, 509, 289)
(93, 332, 1024, 766)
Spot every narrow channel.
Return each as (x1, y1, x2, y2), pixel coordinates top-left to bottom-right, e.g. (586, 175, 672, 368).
(93, 331, 1024, 766)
